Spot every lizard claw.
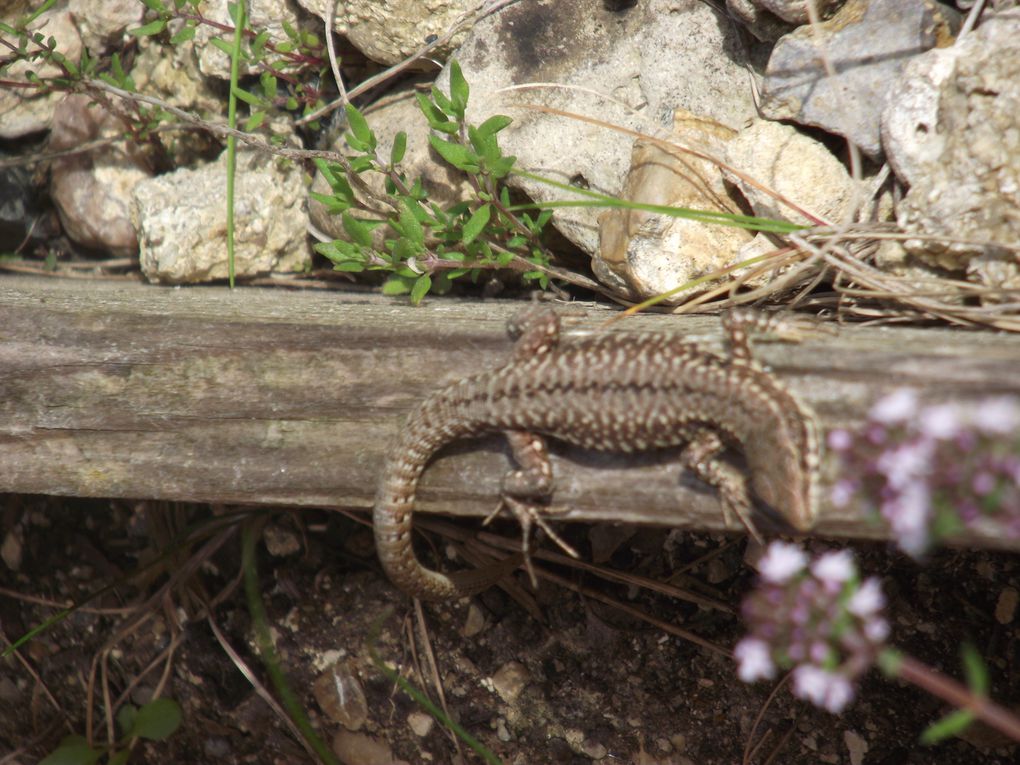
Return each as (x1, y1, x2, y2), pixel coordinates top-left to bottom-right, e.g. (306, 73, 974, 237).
(497, 497, 580, 588)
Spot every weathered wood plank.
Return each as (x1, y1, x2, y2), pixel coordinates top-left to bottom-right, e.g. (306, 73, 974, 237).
(2, 274, 1019, 549)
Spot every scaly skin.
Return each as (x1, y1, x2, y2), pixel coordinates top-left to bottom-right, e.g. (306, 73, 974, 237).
(373, 307, 820, 601)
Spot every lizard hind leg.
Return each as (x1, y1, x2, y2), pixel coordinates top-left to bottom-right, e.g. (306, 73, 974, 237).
(486, 430, 580, 587)
(680, 428, 764, 544)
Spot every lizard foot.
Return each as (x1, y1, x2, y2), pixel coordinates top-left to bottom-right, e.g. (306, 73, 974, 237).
(484, 497, 579, 588)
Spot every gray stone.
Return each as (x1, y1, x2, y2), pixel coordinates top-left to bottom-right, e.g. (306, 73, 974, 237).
(889, 9, 1020, 288)
(760, 0, 959, 158)
(296, 0, 474, 66)
(445, 0, 765, 281)
(0, 5, 82, 138)
(68, 0, 143, 52)
(49, 94, 150, 256)
(193, 0, 311, 80)
(758, 0, 845, 24)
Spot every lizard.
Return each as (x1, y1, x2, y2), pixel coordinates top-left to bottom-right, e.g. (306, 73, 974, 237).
(373, 305, 821, 601)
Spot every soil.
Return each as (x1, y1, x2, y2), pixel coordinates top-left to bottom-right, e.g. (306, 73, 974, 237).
(0, 494, 1017, 765)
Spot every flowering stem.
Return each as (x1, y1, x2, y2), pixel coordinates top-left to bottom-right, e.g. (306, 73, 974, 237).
(884, 651, 1020, 742)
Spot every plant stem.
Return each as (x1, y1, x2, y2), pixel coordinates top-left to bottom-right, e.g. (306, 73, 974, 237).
(895, 654, 1020, 742)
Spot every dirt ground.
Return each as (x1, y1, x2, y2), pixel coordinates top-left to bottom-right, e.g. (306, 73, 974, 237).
(0, 494, 1017, 764)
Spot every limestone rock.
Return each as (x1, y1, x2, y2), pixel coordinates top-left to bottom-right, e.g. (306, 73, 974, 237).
(0, 5, 82, 138)
(886, 9, 1020, 289)
(193, 0, 310, 80)
(446, 0, 764, 271)
(296, 0, 474, 66)
(596, 111, 752, 302)
(723, 118, 856, 227)
(133, 148, 308, 283)
(68, 0, 143, 52)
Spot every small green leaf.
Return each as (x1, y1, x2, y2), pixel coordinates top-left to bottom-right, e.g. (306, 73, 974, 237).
(919, 708, 975, 745)
(448, 59, 468, 117)
(342, 212, 374, 248)
(390, 131, 407, 166)
(345, 103, 374, 148)
(462, 204, 491, 245)
(428, 135, 478, 172)
(409, 273, 432, 304)
(960, 643, 988, 695)
(487, 154, 517, 180)
(349, 155, 374, 173)
(209, 37, 233, 55)
(117, 703, 138, 736)
(231, 86, 262, 106)
(398, 201, 425, 248)
(111, 52, 126, 84)
(169, 23, 195, 44)
(251, 30, 270, 58)
(415, 92, 458, 133)
(140, 0, 165, 10)
(476, 114, 512, 138)
(276, 41, 295, 53)
(243, 110, 266, 131)
(430, 84, 454, 118)
(128, 18, 167, 37)
(38, 736, 101, 765)
(382, 274, 414, 296)
(128, 697, 182, 741)
(24, 0, 59, 24)
(108, 751, 131, 765)
(259, 71, 277, 99)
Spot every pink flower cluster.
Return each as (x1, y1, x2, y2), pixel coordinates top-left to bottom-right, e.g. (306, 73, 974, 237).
(735, 542, 889, 714)
(828, 390, 1020, 556)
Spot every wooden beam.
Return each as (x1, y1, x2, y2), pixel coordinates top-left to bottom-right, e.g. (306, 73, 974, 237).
(2, 275, 1018, 549)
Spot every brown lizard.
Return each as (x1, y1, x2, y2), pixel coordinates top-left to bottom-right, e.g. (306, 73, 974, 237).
(373, 306, 821, 601)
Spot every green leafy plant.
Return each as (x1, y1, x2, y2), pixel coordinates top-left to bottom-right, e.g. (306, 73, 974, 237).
(39, 697, 183, 765)
(312, 60, 554, 304)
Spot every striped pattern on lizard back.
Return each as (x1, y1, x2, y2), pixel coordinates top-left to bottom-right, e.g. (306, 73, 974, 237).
(373, 308, 819, 601)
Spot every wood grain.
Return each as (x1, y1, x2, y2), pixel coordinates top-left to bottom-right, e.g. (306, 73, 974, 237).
(2, 275, 1019, 549)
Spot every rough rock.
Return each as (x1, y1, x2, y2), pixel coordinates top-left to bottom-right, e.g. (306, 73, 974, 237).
(756, 0, 845, 24)
(0, 5, 82, 138)
(886, 9, 1020, 290)
(133, 148, 308, 283)
(193, 0, 310, 80)
(880, 45, 962, 188)
(0, 158, 55, 252)
(308, 82, 474, 245)
(130, 35, 225, 166)
(296, 0, 474, 66)
(723, 118, 857, 226)
(49, 94, 150, 256)
(596, 111, 752, 301)
(445, 0, 765, 281)
(725, 0, 795, 42)
(68, 0, 143, 53)
(760, 0, 959, 158)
